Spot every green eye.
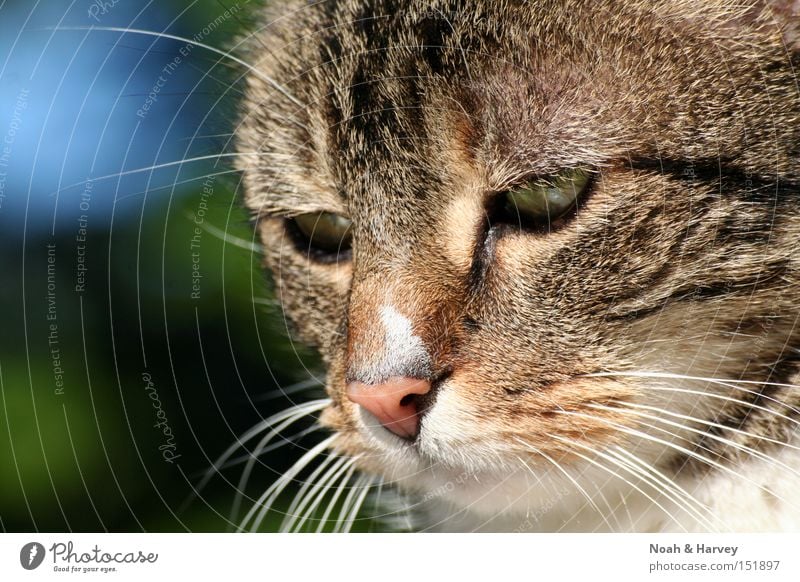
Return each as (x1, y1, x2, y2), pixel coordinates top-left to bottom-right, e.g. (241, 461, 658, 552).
(291, 212, 353, 256)
(503, 168, 590, 226)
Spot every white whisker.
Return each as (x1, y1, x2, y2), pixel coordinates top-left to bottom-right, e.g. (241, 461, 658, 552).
(619, 383, 800, 429)
(611, 401, 800, 452)
(218, 424, 323, 472)
(513, 439, 612, 530)
(589, 403, 800, 478)
(113, 169, 242, 203)
(229, 400, 330, 524)
(547, 433, 691, 532)
(280, 453, 342, 531)
(587, 371, 800, 416)
(332, 474, 369, 533)
(111, 152, 258, 182)
(554, 410, 800, 514)
(341, 476, 375, 533)
(315, 462, 360, 533)
(287, 456, 358, 532)
(604, 446, 721, 531)
(196, 398, 328, 494)
(183, 211, 263, 253)
(241, 434, 335, 532)
(253, 377, 325, 402)
(51, 26, 306, 108)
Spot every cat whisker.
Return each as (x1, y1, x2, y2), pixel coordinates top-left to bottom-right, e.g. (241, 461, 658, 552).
(587, 483, 628, 533)
(368, 479, 385, 533)
(608, 400, 800, 453)
(66, 152, 260, 191)
(286, 456, 360, 532)
(252, 297, 281, 309)
(252, 377, 325, 402)
(242, 434, 336, 532)
(333, 474, 372, 533)
(57, 144, 309, 200)
(217, 424, 323, 472)
(279, 452, 342, 531)
(512, 440, 612, 530)
(516, 452, 616, 532)
(587, 371, 800, 415)
(194, 398, 328, 495)
(539, 402, 721, 532)
(340, 475, 376, 533)
(547, 391, 717, 531)
(183, 211, 263, 253)
(586, 403, 800, 479)
(230, 398, 330, 523)
(178, 132, 237, 142)
(53, 155, 248, 199)
(331, 474, 367, 533)
(51, 26, 307, 109)
(553, 410, 800, 514)
(586, 370, 800, 388)
(315, 462, 360, 533)
(546, 433, 693, 532)
(364, 478, 414, 533)
(113, 169, 242, 203)
(604, 446, 722, 531)
(230, 405, 330, 525)
(612, 453, 719, 532)
(604, 381, 800, 429)
(618, 489, 636, 532)
(527, 393, 640, 532)
(536, 388, 720, 529)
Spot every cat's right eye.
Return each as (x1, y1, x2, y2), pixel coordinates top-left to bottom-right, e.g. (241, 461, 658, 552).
(496, 168, 590, 231)
(289, 212, 353, 259)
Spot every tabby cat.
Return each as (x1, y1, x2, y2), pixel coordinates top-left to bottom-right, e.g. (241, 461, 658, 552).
(234, 0, 800, 532)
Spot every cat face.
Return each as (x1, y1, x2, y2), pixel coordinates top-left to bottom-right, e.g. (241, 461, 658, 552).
(237, 0, 800, 524)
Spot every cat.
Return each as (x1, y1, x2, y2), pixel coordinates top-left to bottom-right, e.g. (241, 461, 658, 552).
(233, 0, 800, 532)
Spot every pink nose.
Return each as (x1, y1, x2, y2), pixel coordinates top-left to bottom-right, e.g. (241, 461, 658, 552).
(346, 377, 432, 439)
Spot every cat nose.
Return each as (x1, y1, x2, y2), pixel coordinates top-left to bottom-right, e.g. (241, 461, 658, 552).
(346, 377, 432, 439)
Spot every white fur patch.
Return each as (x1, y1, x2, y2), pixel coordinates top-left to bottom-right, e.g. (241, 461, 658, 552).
(378, 305, 430, 375)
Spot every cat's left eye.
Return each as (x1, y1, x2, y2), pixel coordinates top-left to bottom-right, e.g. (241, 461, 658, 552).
(289, 211, 353, 259)
(500, 168, 590, 229)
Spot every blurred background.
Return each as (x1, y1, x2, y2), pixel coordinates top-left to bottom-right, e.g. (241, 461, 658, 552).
(0, 0, 342, 532)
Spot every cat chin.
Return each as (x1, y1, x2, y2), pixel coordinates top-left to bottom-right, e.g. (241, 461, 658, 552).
(374, 438, 800, 532)
(384, 461, 666, 532)
(355, 429, 640, 531)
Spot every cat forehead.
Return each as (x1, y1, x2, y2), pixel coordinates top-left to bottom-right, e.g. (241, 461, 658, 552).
(244, 3, 616, 204)
(238, 0, 791, 215)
